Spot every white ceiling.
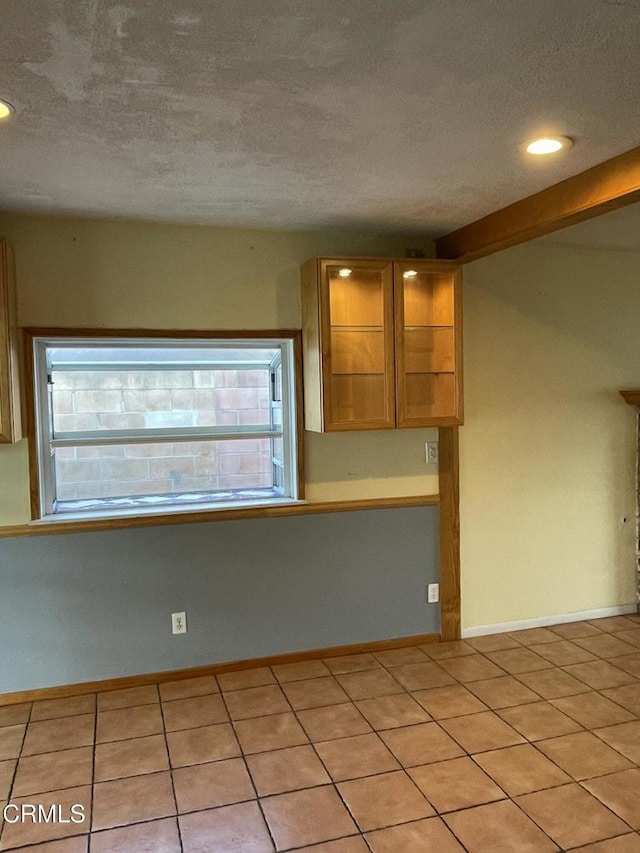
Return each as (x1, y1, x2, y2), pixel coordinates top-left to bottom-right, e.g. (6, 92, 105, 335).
(0, 0, 639, 235)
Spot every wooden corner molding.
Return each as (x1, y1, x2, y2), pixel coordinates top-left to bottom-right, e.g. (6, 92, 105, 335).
(436, 145, 640, 262)
(438, 426, 461, 640)
(620, 390, 640, 407)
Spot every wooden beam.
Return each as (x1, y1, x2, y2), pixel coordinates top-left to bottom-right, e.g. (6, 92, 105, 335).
(438, 426, 461, 640)
(436, 145, 640, 262)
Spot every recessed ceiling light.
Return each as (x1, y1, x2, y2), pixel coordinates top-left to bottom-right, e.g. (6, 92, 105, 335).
(525, 136, 573, 155)
(0, 99, 15, 121)
(338, 268, 352, 277)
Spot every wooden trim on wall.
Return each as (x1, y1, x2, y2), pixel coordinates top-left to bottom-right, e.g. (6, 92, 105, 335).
(0, 632, 440, 707)
(293, 330, 306, 500)
(453, 267, 464, 425)
(620, 390, 640, 407)
(24, 327, 303, 339)
(0, 239, 22, 444)
(0, 494, 439, 539)
(438, 426, 461, 640)
(436, 145, 640, 262)
(22, 326, 41, 519)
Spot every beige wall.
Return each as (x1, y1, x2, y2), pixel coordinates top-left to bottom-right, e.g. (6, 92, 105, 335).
(5, 214, 636, 631)
(0, 213, 438, 525)
(461, 242, 639, 630)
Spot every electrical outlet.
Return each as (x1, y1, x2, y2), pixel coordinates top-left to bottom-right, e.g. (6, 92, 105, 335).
(172, 611, 187, 634)
(425, 442, 439, 464)
(427, 583, 440, 603)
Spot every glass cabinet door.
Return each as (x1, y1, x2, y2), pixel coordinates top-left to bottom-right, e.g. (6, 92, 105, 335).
(321, 259, 395, 429)
(395, 261, 461, 426)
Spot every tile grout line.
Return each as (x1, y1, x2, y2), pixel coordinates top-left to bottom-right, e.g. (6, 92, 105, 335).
(87, 694, 98, 853)
(427, 666, 628, 853)
(442, 641, 640, 850)
(218, 670, 281, 853)
(265, 665, 404, 847)
(509, 775, 637, 851)
(281, 676, 384, 851)
(156, 680, 184, 853)
(279, 657, 452, 849)
(0, 700, 33, 850)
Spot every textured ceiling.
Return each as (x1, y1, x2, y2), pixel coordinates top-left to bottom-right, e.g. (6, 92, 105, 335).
(0, 0, 639, 234)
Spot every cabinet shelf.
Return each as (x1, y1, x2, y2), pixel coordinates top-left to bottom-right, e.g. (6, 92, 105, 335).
(331, 371, 387, 376)
(329, 324, 385, 330)
(405, 324, 454, 330)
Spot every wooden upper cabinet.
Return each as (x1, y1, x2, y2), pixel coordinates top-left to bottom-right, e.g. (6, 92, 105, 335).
(0, 239, 22, 443)
(301, 257, 462, 432)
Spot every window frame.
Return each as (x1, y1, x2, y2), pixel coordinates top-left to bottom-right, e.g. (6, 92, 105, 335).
(25, 328, 304, 524)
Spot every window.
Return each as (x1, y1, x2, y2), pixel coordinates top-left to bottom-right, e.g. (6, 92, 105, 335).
(30, 333, 301, 521)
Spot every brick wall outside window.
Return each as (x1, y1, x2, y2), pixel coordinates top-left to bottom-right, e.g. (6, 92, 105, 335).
(51, 369, 272, 500)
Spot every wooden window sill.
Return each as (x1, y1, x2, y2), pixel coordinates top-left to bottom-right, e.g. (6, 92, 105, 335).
(0, 494, 439, 538)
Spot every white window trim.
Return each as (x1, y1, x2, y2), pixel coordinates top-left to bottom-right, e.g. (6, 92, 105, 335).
(31, 334, 302, 523)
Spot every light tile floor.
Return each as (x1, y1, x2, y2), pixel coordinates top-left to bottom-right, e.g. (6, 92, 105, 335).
(1, 614, 640, 851)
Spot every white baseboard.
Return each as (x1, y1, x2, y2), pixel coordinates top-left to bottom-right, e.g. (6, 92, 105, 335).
(462, 603, 639, 638)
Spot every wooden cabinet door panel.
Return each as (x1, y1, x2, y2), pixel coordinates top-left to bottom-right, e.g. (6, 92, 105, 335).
(330, 329, 386, 374)
(403, 327, 455, 374)
(404, 373, 457, 421)
(395, 261, 462, 427)
(329, 374, 389, 426)
(403, 272, 454, 326)
(321, 260, 395, 431)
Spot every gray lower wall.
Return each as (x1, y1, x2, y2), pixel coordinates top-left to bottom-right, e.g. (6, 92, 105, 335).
(0, 506, 439, 694)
